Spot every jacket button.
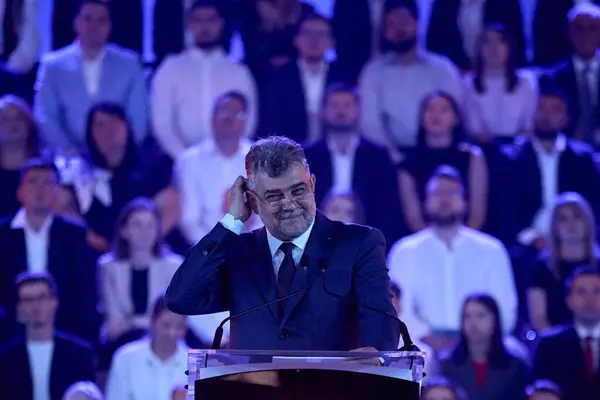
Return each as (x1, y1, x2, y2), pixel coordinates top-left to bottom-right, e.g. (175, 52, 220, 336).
(279, 330, 289, 340)
(202, 250, 208, 256)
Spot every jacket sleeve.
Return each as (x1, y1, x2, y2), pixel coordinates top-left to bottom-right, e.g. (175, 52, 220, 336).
(165, 223, 238, 315)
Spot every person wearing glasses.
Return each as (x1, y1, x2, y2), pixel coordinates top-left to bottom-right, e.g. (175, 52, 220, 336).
(166, 135, 400, 351)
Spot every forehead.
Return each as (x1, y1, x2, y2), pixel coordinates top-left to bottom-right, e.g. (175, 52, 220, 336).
(79, 3, 109, 17)
(326, 91, 357, 106)
(573, 274, 600, 288)
(216, 96, 245, 110)
(254, 164, 310, 192)
(427, 177, 462, 192)
(300, 18, 330, 31)
(190, 6, 220, 19)
(19, 282, 51, 297)
(385, 8, 415, 23)
(572, 14, 600, 27)
(539, 95, 566, 109)
(128, 209, 155, 221)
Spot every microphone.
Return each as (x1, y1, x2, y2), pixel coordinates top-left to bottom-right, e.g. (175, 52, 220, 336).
(318, 258, 420, 352)
(211, 265, 308, 350)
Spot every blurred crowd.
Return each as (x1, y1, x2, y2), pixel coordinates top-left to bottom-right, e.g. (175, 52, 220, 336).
(1, 0, 600, 399)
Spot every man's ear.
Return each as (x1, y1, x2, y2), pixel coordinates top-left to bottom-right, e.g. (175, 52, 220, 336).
(310, 174, 316, 192)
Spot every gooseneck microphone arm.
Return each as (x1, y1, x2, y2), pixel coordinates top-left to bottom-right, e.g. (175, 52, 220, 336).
(211, 266, 308, 350)
(319, 261, 420, 352)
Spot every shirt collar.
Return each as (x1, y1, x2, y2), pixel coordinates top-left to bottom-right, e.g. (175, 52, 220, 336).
(142, 337, 188, 367)
(10, 208, 54, 233)
(573, 55, 599, 73)
(532, 134, 567, 155)
(575, 323, 600, 340)
(74, 41, 106, 63)
(297, 59, 328, 76)
(189, 47, 225, 61)
(326, 134, 360, 156)
(266, 218, 315, 259)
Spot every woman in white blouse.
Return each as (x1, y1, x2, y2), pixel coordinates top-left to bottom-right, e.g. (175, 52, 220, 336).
(462, 23, 538, 143)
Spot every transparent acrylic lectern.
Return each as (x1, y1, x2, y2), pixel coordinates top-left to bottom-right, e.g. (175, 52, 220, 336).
(186, 349, 426, 399)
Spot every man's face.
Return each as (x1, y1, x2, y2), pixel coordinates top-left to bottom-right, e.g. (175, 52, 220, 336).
(188, 7, 223, 48)
(323, 91, 359, 133)
(74, 4, 111, 48)
(567, 274, 600, 326)
(534, 95, 569, 136)
(382, 8, 417, 51)
(529, 392, 561, 400)
(17, 169, 58, 215)
(17, 282, 57, 329)
(212, 96, 246, 141)
(570, 14, 600, 59)
(250, 164, 317, 241)
(424, 178, 466, 227)
(294, 19, 332, 61)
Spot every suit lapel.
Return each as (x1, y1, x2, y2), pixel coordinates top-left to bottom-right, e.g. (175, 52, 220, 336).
(98, 49, 116, 99)
(49, 336, 61, 400)
(246, 228, 279, 322)
(47, 220, 62, 279)
(7, 227, 27, 276)
(68, 46, 93, 103)
(280, 212, 334, 326)
(16, 338, 34, 400)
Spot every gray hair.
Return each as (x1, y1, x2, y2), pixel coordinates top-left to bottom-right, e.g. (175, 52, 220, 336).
(61, 381, 103, 400)
(245, 136, 309, 182)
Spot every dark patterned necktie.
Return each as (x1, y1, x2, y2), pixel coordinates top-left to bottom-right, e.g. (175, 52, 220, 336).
(277, 242, 296, 299)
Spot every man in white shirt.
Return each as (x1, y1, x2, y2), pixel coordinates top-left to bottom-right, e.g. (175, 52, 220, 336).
(151, 0, 257, 160)
(176, 91, 261, 246)
(388, 165, 517, 352)
(0, 272, 95, 400)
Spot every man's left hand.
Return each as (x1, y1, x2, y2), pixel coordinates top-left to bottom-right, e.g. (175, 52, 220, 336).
(348, 347, 381, 366)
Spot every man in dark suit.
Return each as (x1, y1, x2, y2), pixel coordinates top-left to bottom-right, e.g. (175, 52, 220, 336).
(533, 266, 600, 400)
(539, 3, 600, 146)
(0, 158, 97, 344)
(0, 272, 95, 400)
(304, 83, 405, 248)
(166, 136, 399, 350)
(262, 13, 354, 144)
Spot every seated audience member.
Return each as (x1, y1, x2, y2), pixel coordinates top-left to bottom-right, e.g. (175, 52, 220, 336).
(0, 158, 97, 343)
(539, 4, 600, 146)
(304, 84, 403, 245)
(534, 266, 600, 400)
(528, 193, 599, 331)
(262, 14, 353, 144)
(35, 0, 148, 154)
(99, 198, 186, 364)
(462, 24, 538, 143)
(426, 0, 525, 70)
(0, 95, 41, 219)
(388, 166, 517, 352)
(65, 102, 179, 254)
(105, 295, 188, 400)
(321, 190, 365, 225)
(0, 0, 39, 74)
(0, 65, 30, 101)
(509, 87, 600, 252)
(176, 91, 260, 245)
(0, 273, 95, 400)
(440, 294, 529, 400)
(421, 377, 468, 400)
(359, 0, 461, 150)
(525, 379, 562, 400)
(62, 381, 103, 400)
(152, 0, 257, 160)
(398, 91, 488, 232)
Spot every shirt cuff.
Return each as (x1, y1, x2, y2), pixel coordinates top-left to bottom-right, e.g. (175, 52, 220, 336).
(517, 228, 538, 246)
(220, 213, 244, 235)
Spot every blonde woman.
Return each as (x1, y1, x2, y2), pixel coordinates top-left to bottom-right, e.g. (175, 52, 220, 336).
(527, 192, 599, 331)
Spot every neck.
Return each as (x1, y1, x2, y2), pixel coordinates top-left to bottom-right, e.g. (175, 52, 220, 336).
(560, 242, 588, 261)
(576, 319, 600, 331)
(328, 131, 356, 153)
(426, 135, 452, 149)
(25, 209, 51, 231)
(301, 57, 324, 71)
(215, 138, 240, 158)
(27, 325, 54, 342)
(396, 48, 418, 64)
(129, 250, 153, 269)
(537, 137, 557, 153)
(151, 340, 177, 362)
(578, 52, 596, 62)
(469, 341, 490, 363)
(433, 224, 460, 246)
(484, 66, 505, 76)
(79, 43, 104, 60)
(0, 144, 29, 169)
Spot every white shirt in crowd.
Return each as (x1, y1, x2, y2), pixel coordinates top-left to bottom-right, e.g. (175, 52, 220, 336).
(517, 134, 567, 245)
(359, 50, 461, 148)
(387, 227, 517, 341)
(175, 137, 261, 244)
(462, 70, 538, 137)
(151, 48, 257, 159)
(327, 134, 360, 195)
(105, 338, 188, 400)
(457, 0, 486, 62)
(27, 340, 54, 400)
(1, 0, 39, 73)
(80, 48, 106, 100)
(298, 60, 328, 142)
(11, 208, 53, 273)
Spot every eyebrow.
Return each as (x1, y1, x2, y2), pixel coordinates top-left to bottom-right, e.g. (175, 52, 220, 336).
(263, 182, 306, 196)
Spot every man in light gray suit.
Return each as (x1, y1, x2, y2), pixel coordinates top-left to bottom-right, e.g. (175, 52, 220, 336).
(34, 0, 148, 154)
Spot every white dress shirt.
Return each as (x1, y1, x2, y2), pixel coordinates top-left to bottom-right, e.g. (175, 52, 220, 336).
(80, 48, 106, 100)
(387, 227, 517, 341)
(576, 323, 600, 371)
(26, 340, 54, 400)
(327, 134, 360, 195)
(457, 0, 486, 62)
(151, 48, 258, 159)
(517, 135, 567, 245)
(299, 60, 328, 142)
(220, 213, 315, 277)
(176, 137, 261, 244)
(462, 70, 539, 137)
(105, 338, 188, 400)
(11, 208, 53, 273)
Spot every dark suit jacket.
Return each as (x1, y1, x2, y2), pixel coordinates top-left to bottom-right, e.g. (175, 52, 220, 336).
(540, 59, 600, 139)
(0, 331, 95, 400)
(534, 325, 600, 400)
(426, 0, 526, 70)
(304, 137, 406, 248)
(166, 212, 399, 350)
(0, 214, 98, 344)
(261, 60, 354, 143)
(507, 138, 600, 240)
(440, 352, 529, 400)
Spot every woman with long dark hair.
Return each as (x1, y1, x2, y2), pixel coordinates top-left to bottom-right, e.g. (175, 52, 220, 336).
(398, 91, 488, 232)
(440, 294, 529, 400)
(462, 24, 538, 143)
